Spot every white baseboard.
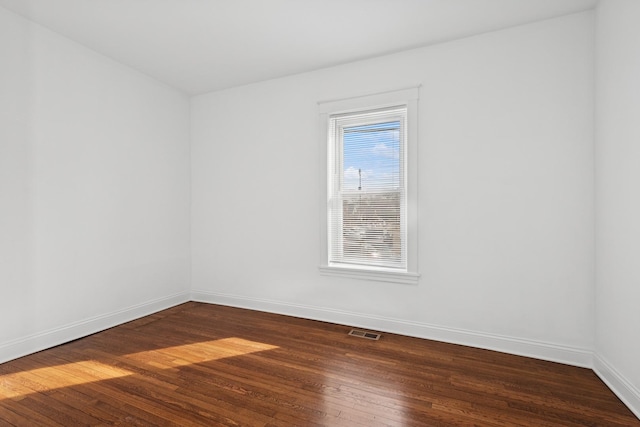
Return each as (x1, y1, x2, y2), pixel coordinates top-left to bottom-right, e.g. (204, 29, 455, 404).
(0, 291, 190, 364)
(593, 354, 640, 420)
(190, 290, 593, 368)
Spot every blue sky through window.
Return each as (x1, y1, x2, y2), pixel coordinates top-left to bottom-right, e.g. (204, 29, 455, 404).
(343, 121, 401, 191)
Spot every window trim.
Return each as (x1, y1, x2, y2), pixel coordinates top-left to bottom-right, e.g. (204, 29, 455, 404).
(318, 87, 420, 285)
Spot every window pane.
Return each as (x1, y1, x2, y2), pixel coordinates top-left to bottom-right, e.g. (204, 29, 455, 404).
(338, 119, 404, 267)
(341, 191, 401, 266)
(343, 121, 401, 192)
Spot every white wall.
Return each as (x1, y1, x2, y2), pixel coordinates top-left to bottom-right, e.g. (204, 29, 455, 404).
(0, 7, 190, 362)
(191, 12, 595, 365)
(594, 0, 640, 417)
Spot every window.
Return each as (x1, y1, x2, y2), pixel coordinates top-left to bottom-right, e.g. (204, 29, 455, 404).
(318, 87, 420, 284)
(329, 107, 406, 269)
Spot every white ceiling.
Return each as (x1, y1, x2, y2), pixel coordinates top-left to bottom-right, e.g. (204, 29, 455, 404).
(0, 0, 597, 95)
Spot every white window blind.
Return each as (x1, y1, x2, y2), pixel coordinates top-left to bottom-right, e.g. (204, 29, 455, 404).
(328, 106, 407, 270)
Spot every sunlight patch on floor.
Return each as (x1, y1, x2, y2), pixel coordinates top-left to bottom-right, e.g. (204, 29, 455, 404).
(0, 338, 278, 400)
(125, 337, 279, 368)
(0, 360, 133, 399)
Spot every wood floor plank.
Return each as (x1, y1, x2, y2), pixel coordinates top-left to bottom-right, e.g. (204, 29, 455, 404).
(0, 302, 638, 426)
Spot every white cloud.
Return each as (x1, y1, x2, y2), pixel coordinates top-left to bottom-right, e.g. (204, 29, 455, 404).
(372, 143, 399, 159)
(344, 166, 358, 179)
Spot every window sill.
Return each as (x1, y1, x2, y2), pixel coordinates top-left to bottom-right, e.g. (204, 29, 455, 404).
(319, 265, 420, 285)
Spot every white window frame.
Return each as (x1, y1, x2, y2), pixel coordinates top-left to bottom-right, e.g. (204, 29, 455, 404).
(330, 107, 407, 269)
(318, 87, 420, 285)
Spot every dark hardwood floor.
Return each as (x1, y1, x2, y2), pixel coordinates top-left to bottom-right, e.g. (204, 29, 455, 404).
(0, 302, 637, 426)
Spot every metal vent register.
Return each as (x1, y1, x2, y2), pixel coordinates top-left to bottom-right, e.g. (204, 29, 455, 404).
(348, 329, 381, 340)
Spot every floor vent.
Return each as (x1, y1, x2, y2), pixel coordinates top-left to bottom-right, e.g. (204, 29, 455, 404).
(348, 329, 381, 340)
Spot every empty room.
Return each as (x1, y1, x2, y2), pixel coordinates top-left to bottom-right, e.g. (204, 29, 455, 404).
(1, 0, 639, 425)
